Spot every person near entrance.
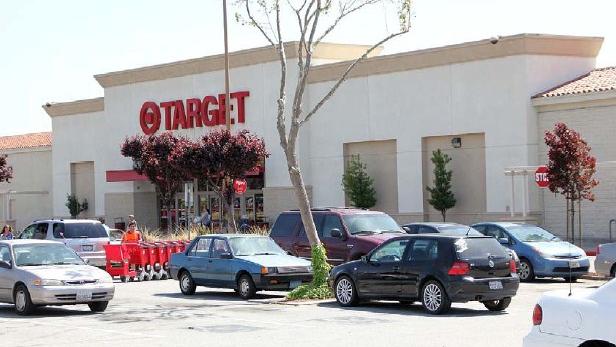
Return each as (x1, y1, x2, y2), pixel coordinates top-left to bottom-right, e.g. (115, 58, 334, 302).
(199, 208, 211, 228)
(122, 221, 142, 243)
(0, 225, 13, 240)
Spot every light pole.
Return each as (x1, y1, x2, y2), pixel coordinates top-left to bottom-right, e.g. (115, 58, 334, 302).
(223, 0, 231, 131)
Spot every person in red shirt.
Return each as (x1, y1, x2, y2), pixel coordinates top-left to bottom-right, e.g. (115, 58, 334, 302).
(122, 221, 142, 243)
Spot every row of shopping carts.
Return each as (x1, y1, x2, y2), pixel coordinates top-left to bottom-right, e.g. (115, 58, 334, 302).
(103, 241, 190, 282)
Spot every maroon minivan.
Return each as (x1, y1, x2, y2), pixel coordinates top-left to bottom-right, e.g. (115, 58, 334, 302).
(270, 208, 405, 265)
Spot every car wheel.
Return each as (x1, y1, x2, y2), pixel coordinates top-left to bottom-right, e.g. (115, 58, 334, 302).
(88, 301, 109, 312)
(610, 265, 616, 278)
(563, 276, 578, 283)
(334, 276, 359, 307)
(421, 280, 451, 315)
(179, 271, 196, 295)
(120, 276, 129, 283)
(483, 297, 511, 311)
(518, 259, 535, 282)
(237, 274, 256, 300)
(14, 284, 35, 316)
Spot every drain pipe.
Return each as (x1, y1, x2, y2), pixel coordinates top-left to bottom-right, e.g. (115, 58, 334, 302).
(610, 219, 615, 243)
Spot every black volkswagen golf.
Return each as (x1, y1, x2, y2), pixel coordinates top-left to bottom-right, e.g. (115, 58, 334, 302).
(329, 234, 520, 314)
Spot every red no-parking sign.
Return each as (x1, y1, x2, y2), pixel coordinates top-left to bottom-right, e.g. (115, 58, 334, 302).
(535, 166, 549, 188)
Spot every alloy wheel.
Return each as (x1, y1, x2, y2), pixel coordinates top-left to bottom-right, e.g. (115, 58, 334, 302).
(239, 279, 250, 297)
(519, 262, 530, 280)
(423, 283, 442, 312)
(336, 278, 353, 305)
(181, 274, 191, 292)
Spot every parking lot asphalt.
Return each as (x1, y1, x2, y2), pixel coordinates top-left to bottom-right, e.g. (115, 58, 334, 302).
(0, 277, 608, 347)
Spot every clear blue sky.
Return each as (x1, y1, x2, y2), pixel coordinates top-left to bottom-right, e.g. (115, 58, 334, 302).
(1, 0, 614, 136)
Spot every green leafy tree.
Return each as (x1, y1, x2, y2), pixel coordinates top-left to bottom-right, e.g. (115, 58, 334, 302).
(65, 194, 88, 219)
(427, 149, 456, 221)
(342, 155, 377, 209)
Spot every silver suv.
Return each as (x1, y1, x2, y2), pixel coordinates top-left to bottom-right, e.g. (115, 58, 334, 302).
(18, 219, 109, 267)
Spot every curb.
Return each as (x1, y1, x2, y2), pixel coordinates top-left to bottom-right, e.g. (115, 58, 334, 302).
(581, 273, 608, 281)
(274, 299, 335, 306)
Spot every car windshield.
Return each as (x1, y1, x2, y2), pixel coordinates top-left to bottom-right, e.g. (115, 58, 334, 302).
(13, 244, 84, 266)
(229, 237, 286, 256)
(438, 225, 483, 236)
(505, 225, 559, 242)
(342, 214, 403, 235)
(61, 223, 108, 239)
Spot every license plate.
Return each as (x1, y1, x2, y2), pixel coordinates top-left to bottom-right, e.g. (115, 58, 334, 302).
(76, 290, 92, 301)
(489, 281, 503, 290)
(82, 245, 93, 252)
(289, 280, 302, 289)
(569, 261, 580, 268)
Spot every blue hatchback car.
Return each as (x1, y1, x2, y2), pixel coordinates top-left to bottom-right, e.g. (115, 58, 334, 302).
(471, 222, 589, 282)
(169, 234, 313, 299)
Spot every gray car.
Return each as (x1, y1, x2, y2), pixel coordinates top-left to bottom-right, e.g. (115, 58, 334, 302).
(0, 240, 115, 315)
(19, 219, 110, 267)
(595, 243, 616, 278)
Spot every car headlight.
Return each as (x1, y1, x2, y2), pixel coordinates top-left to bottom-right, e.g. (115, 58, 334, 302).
(32, 279, 64, 286)
(261, 266, 278, 274)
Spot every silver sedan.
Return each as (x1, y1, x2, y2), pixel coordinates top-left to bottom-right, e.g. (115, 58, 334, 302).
(0, 240, 115, 315)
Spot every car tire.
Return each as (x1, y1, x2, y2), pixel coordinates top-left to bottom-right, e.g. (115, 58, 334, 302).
(237, 274, 256, 300)
(421, 280, 451, 315)
(563, 276, 578, 283)
(14, 284, 35, 316)
(179, 271, 196, 295)
(519, 259, 535, 282)
(88, 301, 109, 312)
(334, 275, 359, 307)
(483, 297, 511, 311)
(120, 276, 129, 283)
(610, 265, 616, 278)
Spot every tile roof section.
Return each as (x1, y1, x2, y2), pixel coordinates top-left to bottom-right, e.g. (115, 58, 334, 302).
(0, 132, 52, 150)
(534, 67, 616, 98)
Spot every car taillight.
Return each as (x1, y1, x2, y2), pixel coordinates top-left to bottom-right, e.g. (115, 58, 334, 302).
(509, 259, 517, 274)
(532, 304, 543, 326)
(448, 261, 470, 275)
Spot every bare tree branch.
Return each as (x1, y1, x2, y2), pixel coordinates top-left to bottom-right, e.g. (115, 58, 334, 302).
(300, 29, 408, 126)
(243, 0, 277, 46)
(314, 0, 380, 46)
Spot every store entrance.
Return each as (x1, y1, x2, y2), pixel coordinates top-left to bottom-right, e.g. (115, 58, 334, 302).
(195, 192, 264, 230)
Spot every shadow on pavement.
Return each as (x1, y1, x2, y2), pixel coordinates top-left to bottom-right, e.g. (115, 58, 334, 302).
(0, 304, 95, 318)
(153, 289, 285, 302)
(315, 300, 507, 318)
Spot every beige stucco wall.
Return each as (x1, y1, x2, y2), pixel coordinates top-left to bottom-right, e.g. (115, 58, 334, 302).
(343, 140, 398, 214)
(70, 161, 95, 218)
(537, 99, 616, 247)
(0, 148, 52, 231)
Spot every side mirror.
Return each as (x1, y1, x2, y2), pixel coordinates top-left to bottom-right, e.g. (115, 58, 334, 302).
(330, 228, 342, 238)
(402, 226, 411, 233)
(0, 260, 12, 269)
(498, 237, 510, 245)
(220, 252, 233, 259)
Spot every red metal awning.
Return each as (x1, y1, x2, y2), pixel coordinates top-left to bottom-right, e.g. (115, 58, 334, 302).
(106, 170, 148, 182)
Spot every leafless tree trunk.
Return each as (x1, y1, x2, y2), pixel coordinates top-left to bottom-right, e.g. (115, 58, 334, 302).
(239, 0, 412, 248)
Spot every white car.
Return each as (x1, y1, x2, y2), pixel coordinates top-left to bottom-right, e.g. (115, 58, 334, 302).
(0, 240, 115, 315)
(523, 279, 615, 347)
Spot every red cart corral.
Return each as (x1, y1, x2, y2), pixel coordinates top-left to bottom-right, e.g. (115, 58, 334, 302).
(103, 244, 137, 282)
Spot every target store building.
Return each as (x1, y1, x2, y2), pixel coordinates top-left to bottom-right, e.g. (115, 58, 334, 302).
(1, 33, 614, 247)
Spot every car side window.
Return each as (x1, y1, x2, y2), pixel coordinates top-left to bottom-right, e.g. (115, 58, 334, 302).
(0, 245, 11, 263)
(321, 215, 344, 238)
(53, 223, 65, 238)
(298, 214, 325, 240)
(418, 226, 437, 234)
(473, 225, 487, 234)
(407, 239, 439, 262)
(33, 223, 48, 240)
(20, 224, 37, 239)
(371, 240, 408, 263)
(485, 226, 506, 239)
(210, 239, 231, 258)
(188, 238, 212, 258)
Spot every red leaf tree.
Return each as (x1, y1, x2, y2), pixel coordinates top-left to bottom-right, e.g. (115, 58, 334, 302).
(0, 155, 13, 183)
(174, 129, 268, 232)
(121, 132, 191, 231)
(544, 122, 598, 245)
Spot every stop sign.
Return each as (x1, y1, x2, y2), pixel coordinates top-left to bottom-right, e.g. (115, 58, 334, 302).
(233, 179, 248, 195)
(535, 166, 549, 188)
